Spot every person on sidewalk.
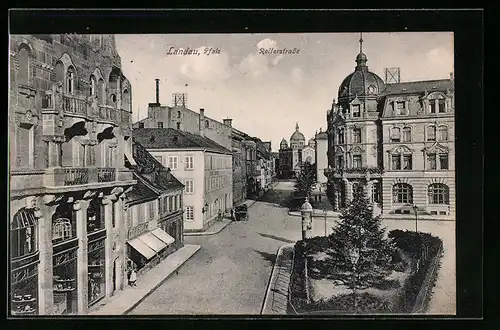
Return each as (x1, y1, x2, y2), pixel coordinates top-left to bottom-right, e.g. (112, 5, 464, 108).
(129, 267, 137, 287)
(218, 209, 222, 221)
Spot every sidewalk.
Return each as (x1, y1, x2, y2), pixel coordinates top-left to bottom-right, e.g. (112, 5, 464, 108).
(288, 210, 341, 218)
(261, 244, 295, 315)
(88, 244, 201, 315)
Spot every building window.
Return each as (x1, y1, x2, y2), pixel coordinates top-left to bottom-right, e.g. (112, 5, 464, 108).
(353, 128, 361, 143)
(158, 122, 163, 128)
(18, 47, 30, 85)
(185, 180, 194, 194)
(402, 127, 411, 142)
(185, 206, 194, 221)
(174, 195, 179, 211)
(66, 67, 75, 94)
(90, 76, 96, 96)
(138, 123, 144, 128)
(438, 126, 448, 141)
(352, 155, 362, 168)
(394, 101, 405, 115)
(168, 156, 178, 170)
(429, 101, 436, 114)
(10, 208, 38, 259)
(392, 183, 413, 204)
(185, 156, 194, 170)
(147, 201, 155, 220)
(52, 218, 73, 243)
(391, 154, 401, 170)
(52, 249, 78, 315)
(162, 196, 168, 214)
(179, 194, 183, 209)
(403, 155, 413, 170)
(87, 199, 104, 233)
(427, 126, 436, 141)
(337, 129, 345, 144)
(428, 183, 449, 204)
(168, 196, 173, 213)
(16, 123, 34, 168)
(205, 120, 209, 128)
(390, 127, 401, 142)
(177, 111, 181, 118)
(352, 105, 361, 117)
(439, 154, 449, 170)
(427, 154, 437, 170)
(154, 156, 163, 165)
(88, 240, 105, 306)
(438, 99, 446, 113)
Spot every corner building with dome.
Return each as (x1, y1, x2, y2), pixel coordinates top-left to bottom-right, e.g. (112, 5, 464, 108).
(325, 36, 455, 221)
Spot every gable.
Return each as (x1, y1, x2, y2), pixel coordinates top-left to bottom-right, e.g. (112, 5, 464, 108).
(388, 145, 414, 154)
(348, 145, 363, 154)
(424, 142, 449, 154)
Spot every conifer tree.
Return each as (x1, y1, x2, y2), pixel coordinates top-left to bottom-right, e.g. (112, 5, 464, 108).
(328, 185, 395, 289)
(294, 161, 316, 199)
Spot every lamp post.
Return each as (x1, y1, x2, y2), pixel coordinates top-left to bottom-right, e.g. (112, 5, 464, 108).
(300, 197, 313, 240)
(323, 208, 328, 237)
(412, 204, 418, 233)
(348, 248, 360, 313)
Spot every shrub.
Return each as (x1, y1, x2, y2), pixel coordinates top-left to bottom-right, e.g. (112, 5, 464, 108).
(303, 292, 392, 314)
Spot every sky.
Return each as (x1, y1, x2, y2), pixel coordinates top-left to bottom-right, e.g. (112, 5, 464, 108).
(115, 32, 454, 151)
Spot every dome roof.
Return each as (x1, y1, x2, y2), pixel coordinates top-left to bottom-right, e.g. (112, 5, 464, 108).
(290, 122, 305, 142)
(337, 51, 385, 101)
(316, 131, 328, 140)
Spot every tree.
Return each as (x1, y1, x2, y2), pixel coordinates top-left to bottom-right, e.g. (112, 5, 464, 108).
(294, 161, 316, 199)
(327, 186, 395, 289)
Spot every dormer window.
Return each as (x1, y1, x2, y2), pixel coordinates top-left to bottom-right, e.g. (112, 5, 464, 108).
(352, 105, 361, 117)
(394, 101, 405, 115)
(429, 101, 436, 114)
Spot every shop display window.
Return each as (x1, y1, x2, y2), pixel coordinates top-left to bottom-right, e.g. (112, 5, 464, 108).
(87, 239, 106, 305)
(52, 249, 78, 315)
(11, 264, 38, 316)
(87, 198, 104, 234)
(52, 203, 77, 244)
(10, 208, 38, 259)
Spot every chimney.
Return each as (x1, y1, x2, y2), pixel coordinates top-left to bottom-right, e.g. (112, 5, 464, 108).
(223, 118, 232, 127)
(199, 108, 205, 136)
(155, 79, 160, 104)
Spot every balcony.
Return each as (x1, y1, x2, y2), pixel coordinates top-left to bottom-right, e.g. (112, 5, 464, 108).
(50, 167, 90, 186)
(324, 166, 384, 180)
(98, 167, 116, 182)
(62, 95, 88, 117)
(98, 105, 118, 123)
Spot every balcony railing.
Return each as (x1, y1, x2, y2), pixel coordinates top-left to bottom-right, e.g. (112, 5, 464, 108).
(98, 168, 116, 182)
(98, 106, 117, 122)
(120, 109, 131, 125)
(54, 167, 89, 186)
(63, 95, 88, 116)
(324, 166, 384, 180)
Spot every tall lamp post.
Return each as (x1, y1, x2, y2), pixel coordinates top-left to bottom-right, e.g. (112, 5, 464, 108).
(300, 197, 313, 240)
(323, 208, 328, 237)
(412, 204, 418, 233)
(348, 248, 360, 314)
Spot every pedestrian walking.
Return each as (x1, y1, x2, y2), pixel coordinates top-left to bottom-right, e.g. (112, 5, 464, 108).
(218, 209, 222, 221)
(129, 267, 137, 287)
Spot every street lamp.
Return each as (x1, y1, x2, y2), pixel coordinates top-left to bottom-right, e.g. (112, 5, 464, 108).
(300, 197, 313, 240)
(412, 204, 418, 233)
(323, 208, 328, 237)
(348, 248, 360, 313)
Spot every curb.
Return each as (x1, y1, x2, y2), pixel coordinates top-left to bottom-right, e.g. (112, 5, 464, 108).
(184, 220, 233, 236)
(122, 245, 201, 315)
(260, 243, 295, 315)
(287, 211, 340, 218)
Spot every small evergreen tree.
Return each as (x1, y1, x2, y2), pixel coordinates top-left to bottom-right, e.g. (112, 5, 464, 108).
(294, 161, 316, 199)
(328, 186, 395, 289)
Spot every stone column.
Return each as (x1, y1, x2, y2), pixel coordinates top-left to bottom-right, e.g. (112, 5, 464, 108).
(102, 196, 114, 298)
(38, 196, 57, 315)
(344, 178, 353, 203)
(333, 184, 339, 211)
(118, 194, 128, 291)
(74, 199, 89, 315)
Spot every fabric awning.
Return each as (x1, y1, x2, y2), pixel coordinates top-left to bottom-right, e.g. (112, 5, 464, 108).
(151, 228, 175, 245)
(124, 148, 137, 166)
(127, 237, 156, 260)
(11, 208, 38, 230)
(138, 231, 167, 253)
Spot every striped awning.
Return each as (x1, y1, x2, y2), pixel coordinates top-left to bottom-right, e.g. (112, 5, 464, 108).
(151, 228, 175, 246)
(11, 208, 38, 230)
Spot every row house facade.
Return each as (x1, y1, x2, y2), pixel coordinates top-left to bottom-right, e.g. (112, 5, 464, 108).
(325, 40, 455, 220)
(124, 141, 184, 278)
(133, 128, 233, 232)
(9, 34, 136, 315)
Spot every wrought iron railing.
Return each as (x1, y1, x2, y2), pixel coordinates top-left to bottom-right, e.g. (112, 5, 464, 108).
(97, 167, 116, 182)
(55, 168, 89, 186)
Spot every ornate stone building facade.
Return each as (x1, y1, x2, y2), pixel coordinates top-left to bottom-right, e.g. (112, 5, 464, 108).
(325, 36, 455, 220)
(9, 34, 136, 315)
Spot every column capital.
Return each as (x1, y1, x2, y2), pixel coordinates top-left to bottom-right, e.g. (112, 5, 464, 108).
(73, 200, 90, 211)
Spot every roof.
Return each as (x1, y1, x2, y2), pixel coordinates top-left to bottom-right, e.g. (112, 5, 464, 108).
(125, 140, 184, 204)
(382, 79, 453, 95)
(125, 178, 158, 205)
(132, 128, 231, 154)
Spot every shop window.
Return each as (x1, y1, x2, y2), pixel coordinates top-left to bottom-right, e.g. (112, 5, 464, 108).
(52, 218, 75, 244)
(11, 272, 38, 316)
(87, 240, 106, 306)
(428, 183, 450, 204)
(10, 208, 38, 259)
(52, 249, 78, 315)
(87, 199, 104, 233)
(392, 183, 413, 204)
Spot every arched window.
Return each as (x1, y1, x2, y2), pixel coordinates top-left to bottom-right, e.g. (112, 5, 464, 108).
(426, 126, 436, 141)
(66, 66, 75, 94)
(122, 89, 130, 111)
(438, 126, 448, 141)
(10, 208, 38, 259)
(390, 127, 401, 142)
(98, 78, 105, 105)
(392, 183, 413, 204)
(428, 183, 449, 204)
(205, 120, 209, 128)
(402, 127, 412, 142)
(18, 46, 30, 86)
(52, 218, 72, 243)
